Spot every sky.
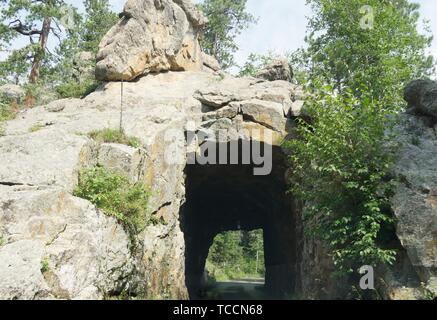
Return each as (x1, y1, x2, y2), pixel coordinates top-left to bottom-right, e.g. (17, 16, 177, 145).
(1, 0, 437, 71)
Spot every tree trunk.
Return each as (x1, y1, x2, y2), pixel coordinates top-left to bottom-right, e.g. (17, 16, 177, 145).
(29, 16, 51, 84)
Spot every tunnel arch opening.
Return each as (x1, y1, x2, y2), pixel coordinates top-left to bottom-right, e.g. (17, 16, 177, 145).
(180, 140, 298, 299)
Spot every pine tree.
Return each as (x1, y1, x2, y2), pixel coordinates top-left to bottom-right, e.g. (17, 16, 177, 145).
(198, 0, 256, 69)
(80, 0, 118, 54)
(0, 0, 76, 83)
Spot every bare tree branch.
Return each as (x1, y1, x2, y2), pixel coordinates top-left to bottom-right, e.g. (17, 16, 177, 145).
(9, 20, 42, 36)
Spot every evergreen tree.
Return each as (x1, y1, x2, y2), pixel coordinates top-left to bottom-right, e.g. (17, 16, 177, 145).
(52, 0, 117, 98)
(80, 0, 118, 54)
(198, 0, 256, 69)
(0, 0, 76, 83)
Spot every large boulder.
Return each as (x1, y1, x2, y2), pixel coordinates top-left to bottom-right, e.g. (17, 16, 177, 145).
(256, 59, 293, 82)
(0, 84, 25, 103)
(95, 0, 206, 81)
(404, 79, 437, 119)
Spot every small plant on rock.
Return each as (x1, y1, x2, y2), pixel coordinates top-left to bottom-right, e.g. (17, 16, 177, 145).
(40, 259, 50, 273)
(73, 166, 152, 237)
(88, 128, 141, 148)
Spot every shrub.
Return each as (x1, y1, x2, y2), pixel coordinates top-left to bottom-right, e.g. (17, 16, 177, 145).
(284, 85, 398, 275)
(74, 166, 151, 236)
(88, 128, 141, 148)
(0, 97, 18, 122)
(40, 259, 49, 273)
(56, 80, 100, 99)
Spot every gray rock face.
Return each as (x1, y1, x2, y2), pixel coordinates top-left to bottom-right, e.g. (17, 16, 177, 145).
(98, 143, 144, 183)
(0, 186, 133, 300)
(391, 113, 437, 293)
(0, 70, 302, 299)
(201, 52, 221, 72)
(256, 59, 293, 82)
(193, 75, 303, 122)
(0, 84, 25, 103)
(73, 51, 95, 83)
(379, 79, 437, 297)
(96, 0, 205, 81)
(404, 79, 437, 119)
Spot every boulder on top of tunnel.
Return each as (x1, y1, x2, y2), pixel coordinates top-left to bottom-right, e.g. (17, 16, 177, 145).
(95, 0, 207, 81)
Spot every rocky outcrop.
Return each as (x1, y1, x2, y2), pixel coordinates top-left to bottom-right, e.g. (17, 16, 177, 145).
(0, 84, 25, 103)
(404, 79, 437, 118)
(256, 59, 293, 82)
(0, 187, 133, 299)
(0, 69, 301, 300)
(389, 80, 437, 296)
(95, 0, 206, 81)
(73, 51, 95, 83)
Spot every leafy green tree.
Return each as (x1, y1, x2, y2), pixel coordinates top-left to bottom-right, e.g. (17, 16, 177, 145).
(298, 0, 435, 105)
(287, 0, 435, 277)
(207, 230, 265, 280)
(0, 0, 77, 83)
(286, 86, 397, 274)
(198, 0, 256, 69)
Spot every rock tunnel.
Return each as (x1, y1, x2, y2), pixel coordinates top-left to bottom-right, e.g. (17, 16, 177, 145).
(181, 140, 298, 299)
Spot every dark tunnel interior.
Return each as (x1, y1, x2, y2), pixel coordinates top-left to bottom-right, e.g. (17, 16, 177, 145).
(180, 141, 298, 299)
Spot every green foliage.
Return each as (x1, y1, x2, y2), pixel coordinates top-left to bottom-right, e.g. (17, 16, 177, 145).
(297, 0, 435, 106)
(88, 128, 141, 148)
(420, 283, 437, 300)
(0, 235, 5, 246)
(285, 85, 398, 274)
(29, 124, 44, 133)
(80, 0, 118, 54)
(40, 259, 50, 273)
(207, 230, 265, 281)
(0, 96, 18, 122)
(284, 0, 435, 278)
(0, 0, 75, 83)
(51, 0, 117, 98)
(56, 79, 100, 98)
(73, 166, 152, 236)
(0, 0, 116, 99)
(198, 0, 256, 69)
(238, 53, 275, 77)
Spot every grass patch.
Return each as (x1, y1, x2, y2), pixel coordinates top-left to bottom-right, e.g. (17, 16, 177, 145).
(40, 259, 49, 273)
(0, 97, 18, 126)
(29, 124, 44, 133)
(73, 166, 153, 237)
(0, 96, 20, 136)
(88, 128, 141, 148)
(56, 80, 101, 99)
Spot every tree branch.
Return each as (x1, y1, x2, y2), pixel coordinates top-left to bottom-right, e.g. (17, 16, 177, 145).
(9, 20, 42, 36)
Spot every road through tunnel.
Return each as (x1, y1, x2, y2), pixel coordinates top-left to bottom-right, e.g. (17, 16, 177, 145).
(181, 141, 298, 299)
